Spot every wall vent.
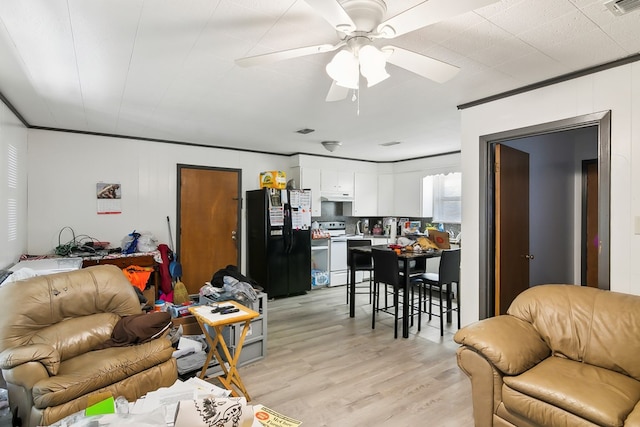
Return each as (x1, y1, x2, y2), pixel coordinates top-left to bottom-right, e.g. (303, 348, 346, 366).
(605, 0, 640, 15)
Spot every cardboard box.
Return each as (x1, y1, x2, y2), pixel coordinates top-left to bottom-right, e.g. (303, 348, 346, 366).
(428, 230, 451, 249)
(259, 171, 286, 189)
(172, 315, 202, 336)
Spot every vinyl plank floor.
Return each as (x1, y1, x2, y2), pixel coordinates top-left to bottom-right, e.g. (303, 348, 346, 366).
(234, 285, 474, 426)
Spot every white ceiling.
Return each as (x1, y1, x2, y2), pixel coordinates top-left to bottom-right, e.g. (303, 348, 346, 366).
(0, 0, 638, 162)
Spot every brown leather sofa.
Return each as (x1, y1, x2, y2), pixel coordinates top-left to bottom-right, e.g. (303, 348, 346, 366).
(454, 284, 640, 427)
(0, 265, 177, 427)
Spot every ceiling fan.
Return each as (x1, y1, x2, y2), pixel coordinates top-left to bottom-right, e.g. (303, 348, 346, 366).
(235, 0, 499, 102)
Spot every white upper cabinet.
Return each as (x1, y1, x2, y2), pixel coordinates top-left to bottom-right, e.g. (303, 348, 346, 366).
(321, 170, 354, 194)
(377, 173, 394, 216)
(393, 171, 423, 217)
(294, 167, 322, 216)
(353, 172, 377, 216)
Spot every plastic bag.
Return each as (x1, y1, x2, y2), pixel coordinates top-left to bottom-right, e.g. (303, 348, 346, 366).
(137, 232, 158, 252)
(121, 230, 141, 254)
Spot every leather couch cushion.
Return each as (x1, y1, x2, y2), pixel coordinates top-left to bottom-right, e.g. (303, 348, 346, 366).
(32, 337, 173, 408)
(507, 285, 640, 382)
(0, 265, 142, 352)
(29, 313, 120, 361)
(503, 356, 640, 426)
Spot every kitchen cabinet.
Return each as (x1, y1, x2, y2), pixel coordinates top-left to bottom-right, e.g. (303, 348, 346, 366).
(353, 172, 377, 216)
(293, 167, 322, 216)
(377, 173, 394, 216)
(393, 171, 423, 217)
(321, 170, 354, 194)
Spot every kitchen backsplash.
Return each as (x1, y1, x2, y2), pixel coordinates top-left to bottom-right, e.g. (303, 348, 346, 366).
(313, 202, 461, 238)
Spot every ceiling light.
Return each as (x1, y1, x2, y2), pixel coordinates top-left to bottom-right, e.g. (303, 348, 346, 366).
(326, 50, 359, 89)
(326, 45, 390, 89)
(321, 141, 342, 152)
(359, 45, 390, 87)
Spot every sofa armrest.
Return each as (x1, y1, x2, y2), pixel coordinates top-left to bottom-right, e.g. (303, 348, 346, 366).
(454, 315, 550, 375)
(0, 344, 60, 375)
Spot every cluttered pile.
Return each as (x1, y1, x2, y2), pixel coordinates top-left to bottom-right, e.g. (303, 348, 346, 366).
(165, 265, 264, 377)
(390, 222, 454, 254)
(47, 376, 301, 427)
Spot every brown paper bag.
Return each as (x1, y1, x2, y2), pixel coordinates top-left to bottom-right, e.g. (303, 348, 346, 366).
(428, 230, 450, 249)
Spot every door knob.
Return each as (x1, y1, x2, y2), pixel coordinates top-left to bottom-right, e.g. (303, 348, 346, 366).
(231, 230, 237, 241)
(524, 254, 535, 260)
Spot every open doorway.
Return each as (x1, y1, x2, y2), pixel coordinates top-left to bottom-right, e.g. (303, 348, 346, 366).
(478, 111, 611, 318)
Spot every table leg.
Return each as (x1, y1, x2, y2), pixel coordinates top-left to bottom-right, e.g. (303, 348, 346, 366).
(214, 320, 253, 401)
(403, 259, 410, 338)
(193, 317, 253, 400)
(349, 250, 356, 318)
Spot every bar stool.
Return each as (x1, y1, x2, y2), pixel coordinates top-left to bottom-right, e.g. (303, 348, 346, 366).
(346, 239, 373, 304)
(415, 248, 461, 336)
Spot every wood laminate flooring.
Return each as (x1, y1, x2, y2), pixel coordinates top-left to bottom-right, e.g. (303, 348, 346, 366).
(236, 285, 474, 426)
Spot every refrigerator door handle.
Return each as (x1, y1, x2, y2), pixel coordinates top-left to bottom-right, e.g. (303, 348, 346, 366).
(283, 202, 292, 253)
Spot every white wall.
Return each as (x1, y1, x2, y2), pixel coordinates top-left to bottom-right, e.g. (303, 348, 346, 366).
(461, 61, 639, 325)
(26, 130, 291, 269)
(24, 133, 461, 273)
(0, 103, 27, 269)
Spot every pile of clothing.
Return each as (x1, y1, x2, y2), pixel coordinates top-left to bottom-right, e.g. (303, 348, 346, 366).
(200, 265, 263, 305)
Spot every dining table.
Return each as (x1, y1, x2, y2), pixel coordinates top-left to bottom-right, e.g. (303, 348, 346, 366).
(348, 244, 441, 338)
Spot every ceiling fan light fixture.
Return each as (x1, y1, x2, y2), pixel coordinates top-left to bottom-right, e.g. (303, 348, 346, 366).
(377, 24, 396, 38)
(321, 141, 342, 152)
(326, 50, 359, 89)
(358, 45, 390, 87)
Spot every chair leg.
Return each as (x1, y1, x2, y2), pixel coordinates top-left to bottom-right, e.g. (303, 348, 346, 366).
(456, 282, 461, 330)
(428, 286, 433, 321)
(417, 283, 422, 332)
(393, 286, 399, 339)
(371, 280, 377, 330)
(346, 269, 349, 304)
(410, 286, 414, 327)
(439, 285, 444, 336)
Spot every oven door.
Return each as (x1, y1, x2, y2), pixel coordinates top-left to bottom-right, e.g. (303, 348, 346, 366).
(330, 237, 348, 271)
(329, 237, 348, 285)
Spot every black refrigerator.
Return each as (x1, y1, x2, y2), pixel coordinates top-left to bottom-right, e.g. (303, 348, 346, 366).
(246, 188, 312, 298)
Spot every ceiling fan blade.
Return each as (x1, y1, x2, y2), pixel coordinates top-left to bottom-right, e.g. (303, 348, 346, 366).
(382, 46, 460, 83)
(377, 0, 499, 38)
(236, 43, 341, 67)
(304, 0, 356, 34)
(325, 81, 349, 102)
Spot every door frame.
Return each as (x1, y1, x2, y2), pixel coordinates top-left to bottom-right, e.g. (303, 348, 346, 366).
(478, 111, 611, 319)
(176, 164, 243, 270)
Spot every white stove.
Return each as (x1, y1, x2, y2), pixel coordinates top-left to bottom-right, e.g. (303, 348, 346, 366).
(318, 221, 349, 286)
(318, 221, 346, 238)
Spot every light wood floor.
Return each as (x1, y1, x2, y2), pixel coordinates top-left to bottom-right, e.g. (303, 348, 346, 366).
(237, 285, 474, 426)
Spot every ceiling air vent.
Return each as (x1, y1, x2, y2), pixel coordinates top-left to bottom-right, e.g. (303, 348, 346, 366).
(605, 0, 640, 15)
(296, 128, 315, 134)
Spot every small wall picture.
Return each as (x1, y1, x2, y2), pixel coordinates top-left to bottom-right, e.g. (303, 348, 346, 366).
(96, 182, 122, 214)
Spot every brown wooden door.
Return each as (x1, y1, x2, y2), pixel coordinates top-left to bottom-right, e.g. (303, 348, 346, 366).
(178, 166, 241, 294)
(583, 160, 599, 287)
(495, 144, 530, 315)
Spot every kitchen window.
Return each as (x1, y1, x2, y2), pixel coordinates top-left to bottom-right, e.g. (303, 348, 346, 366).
(425, 172, 462, 224)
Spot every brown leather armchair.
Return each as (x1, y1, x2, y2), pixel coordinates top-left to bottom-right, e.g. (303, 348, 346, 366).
(0, 265, 177, 427)
(454, 284, 640, 427)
